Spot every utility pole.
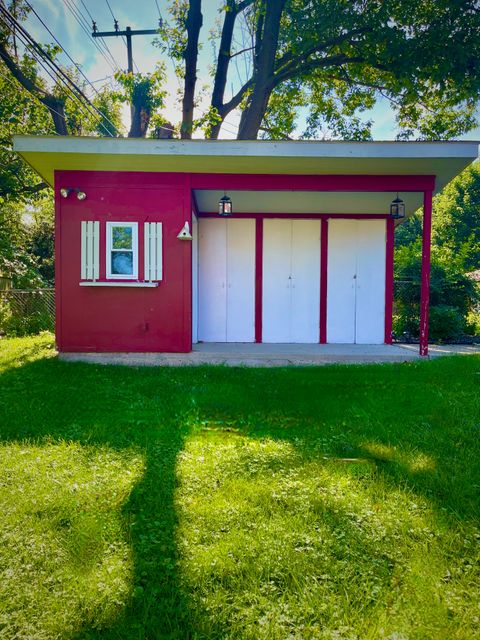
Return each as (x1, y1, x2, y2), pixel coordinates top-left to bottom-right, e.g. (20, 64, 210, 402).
(92, 21, 160, 124)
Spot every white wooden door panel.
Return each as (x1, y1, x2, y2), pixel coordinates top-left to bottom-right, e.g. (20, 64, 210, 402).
(262, 219, 292, 342)
(327, 220, 357, 343)
(198, 218, 227, 341)
(291, 220, 321, 343)
(226, 219, 255, 342)
(356, 220, 386, 344)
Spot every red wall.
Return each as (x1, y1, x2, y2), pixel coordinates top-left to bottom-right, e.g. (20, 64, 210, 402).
(55, 171, 192, 353)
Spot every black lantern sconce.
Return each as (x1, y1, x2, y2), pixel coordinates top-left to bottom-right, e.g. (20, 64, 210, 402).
(218, 193, 233, 217)
(60, 187, 87, 201)
(390, 193, 405, 220)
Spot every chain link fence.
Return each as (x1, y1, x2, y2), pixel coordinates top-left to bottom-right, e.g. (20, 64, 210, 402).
(0, 289, 55, 335)
(393, 278, 480, 343)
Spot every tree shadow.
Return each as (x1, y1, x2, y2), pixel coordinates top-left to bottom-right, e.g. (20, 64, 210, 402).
(0, 349, 479, 637)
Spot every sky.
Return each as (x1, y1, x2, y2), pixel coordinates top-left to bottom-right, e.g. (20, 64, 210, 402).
(21, 0, 480, 141)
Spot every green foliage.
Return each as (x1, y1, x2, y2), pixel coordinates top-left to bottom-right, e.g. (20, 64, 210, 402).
(0, 335, 479, 638)
(193, 105, 222, 138)
(0, 200, 43, 288)
(0, 301, 53, 336)
(428, 305, 466, 342)
(432, 164, 480, 272)
(114, 67, 167, 114)
(0, 56, 55, 201)
(394, 242, 480, 339)
(394, 212, 422, 249)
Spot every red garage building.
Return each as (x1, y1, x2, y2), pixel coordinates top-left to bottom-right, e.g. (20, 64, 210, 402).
(14, 136, 479, 357)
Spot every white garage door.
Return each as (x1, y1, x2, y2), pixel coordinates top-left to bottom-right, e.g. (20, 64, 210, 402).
(198, 218, 255, 342)
(327, 219, 386, 344)
(263, 219, 321, 343)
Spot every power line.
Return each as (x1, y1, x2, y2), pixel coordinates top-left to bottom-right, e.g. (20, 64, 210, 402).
(72, 0, 120, 72)
(0, 6, 116, 135)
(0, 67, 62, 135)
(153, 0, 163, 22)
(25, 0, 109, 102)
(0, 20, 98, 133)
(103, 0, 139, 73)
(62, 0, 119, 72)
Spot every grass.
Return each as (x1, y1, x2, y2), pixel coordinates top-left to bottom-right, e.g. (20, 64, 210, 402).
(0, 334, 479, 640)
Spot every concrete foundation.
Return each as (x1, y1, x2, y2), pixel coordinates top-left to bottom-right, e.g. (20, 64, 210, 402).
(58, 342, 480, 367)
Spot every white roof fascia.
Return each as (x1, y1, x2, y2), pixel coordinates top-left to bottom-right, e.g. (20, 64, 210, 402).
(13, 135, 480, 160)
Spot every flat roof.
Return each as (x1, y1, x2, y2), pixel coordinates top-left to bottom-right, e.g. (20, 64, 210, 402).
(13, 136, 479, 199)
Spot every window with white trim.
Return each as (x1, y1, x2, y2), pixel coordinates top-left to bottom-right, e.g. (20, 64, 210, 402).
(106, 222, 138, 279)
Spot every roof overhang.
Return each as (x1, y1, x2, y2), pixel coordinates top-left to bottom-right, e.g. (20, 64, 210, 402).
(13, 136, 479, 217)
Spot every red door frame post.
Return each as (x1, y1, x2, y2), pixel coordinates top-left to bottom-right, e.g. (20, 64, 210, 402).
(255, 217, 263, 343)
(319, 218, 329, 343)
(384, 217, 395, 344)
(420, 190, 433, 356)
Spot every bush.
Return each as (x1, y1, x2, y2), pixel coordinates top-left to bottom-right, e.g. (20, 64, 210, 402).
(1, 309, 53, 337)
(0, 293, 54, 337)
(428, 306, 466, 341)
(394, 242, 480, 341)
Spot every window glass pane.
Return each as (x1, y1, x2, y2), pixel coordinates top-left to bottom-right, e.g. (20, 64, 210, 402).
(112, 226, 133, 250)
(111, 251, 133, 275)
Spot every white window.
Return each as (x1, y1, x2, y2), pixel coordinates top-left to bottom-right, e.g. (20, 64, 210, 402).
(106, 222, 138, 279)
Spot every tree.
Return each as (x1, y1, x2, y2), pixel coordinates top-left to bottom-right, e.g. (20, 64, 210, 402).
(431, 164, 480, 272)
(157, 0, 480, 140)
(394, 164, 480, 273)
(0, 1, 122, 200)
(0, 0, 122, 140)
(394, 240, 479, 340)
(0, 199, 43, 288)
(114, 67, 167, 138)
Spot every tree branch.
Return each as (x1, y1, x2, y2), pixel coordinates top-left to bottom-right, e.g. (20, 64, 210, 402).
(0, 180, 48, 198)
(0, 40, 68, 135)
(273, 55, 366, 87)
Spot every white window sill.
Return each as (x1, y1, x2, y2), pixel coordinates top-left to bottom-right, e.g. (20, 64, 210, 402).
(79, 281, 159, 288)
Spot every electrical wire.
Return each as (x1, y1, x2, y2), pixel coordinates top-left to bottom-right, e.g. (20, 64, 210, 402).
(61, 0, 119, 72)
(153, 0, 162, 21)
(25, 0, 110, 101)
(104, 0, 140, 73)
(0, 67, 62, 135)
(0, 24, 100, 134)
(71, 0, 120, 72)
(0, 6, 116, 135)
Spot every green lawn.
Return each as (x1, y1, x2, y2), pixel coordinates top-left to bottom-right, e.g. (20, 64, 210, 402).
(0, 334, 479, 640)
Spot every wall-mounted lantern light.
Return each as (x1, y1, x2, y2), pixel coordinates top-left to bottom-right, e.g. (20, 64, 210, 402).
(390, 193, 405, 220)
(218, 193, 233, 217)
(60, 188, 87, 201)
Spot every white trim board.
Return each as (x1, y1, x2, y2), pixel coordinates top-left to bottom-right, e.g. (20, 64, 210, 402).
(13, 136, 479, 195)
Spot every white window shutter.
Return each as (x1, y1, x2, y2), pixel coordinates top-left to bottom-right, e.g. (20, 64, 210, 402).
(144, 222, 162, 281)
(81, 221, 99, 281)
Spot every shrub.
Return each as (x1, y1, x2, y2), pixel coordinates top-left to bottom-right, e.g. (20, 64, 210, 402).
(394, 242, 480, 341)
(428, 306, 466, 341)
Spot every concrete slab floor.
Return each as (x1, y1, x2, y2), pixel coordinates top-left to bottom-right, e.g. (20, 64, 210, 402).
(58, 342, 480, 367)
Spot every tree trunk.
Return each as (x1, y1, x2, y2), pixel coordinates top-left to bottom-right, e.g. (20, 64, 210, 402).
(209, 1, 237, 139)
(237, 0, 285, 140)
(128, 104, 151, 138)
(181, 0, 203, 139)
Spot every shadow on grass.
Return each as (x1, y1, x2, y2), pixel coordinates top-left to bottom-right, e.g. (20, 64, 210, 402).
(0, 345, 479, 637)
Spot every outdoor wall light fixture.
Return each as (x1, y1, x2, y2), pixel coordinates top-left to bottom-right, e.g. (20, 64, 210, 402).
(390, 193, 405, 220)
(60, 188, 87, 201)
(218, 193, 233, 217)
